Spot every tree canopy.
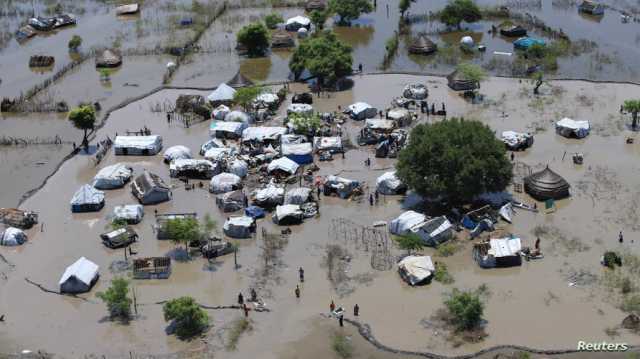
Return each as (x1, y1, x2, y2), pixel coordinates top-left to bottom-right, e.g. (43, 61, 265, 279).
(456, 62, 487, 89)
(237, 22, 270, 57)
(163, 217, 202, 252)
(444, 288, 484, 331)
(288, 113, 322, 135)
(624, 99, 640, 129)
(289, 30, 352, 86)
(234, 86, 263, 111)
(163, 296, 209, 338)
(96, 277, 132, 321)
(328, 0, 373, 25)
(68, 105, 96, 146)
(394, 233, 424, 255)
(264, 13, 283, 29)
(396, 118, 512, 205)
(310, 10, 329, 30)
(399, 0, 411, 18)
(439, 0, 482, 29)
(68, 35, 82, 51)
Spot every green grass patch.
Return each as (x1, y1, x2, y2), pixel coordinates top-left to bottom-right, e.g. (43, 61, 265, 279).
(332, 333, 354, 358)
(226, 318, 252, 351)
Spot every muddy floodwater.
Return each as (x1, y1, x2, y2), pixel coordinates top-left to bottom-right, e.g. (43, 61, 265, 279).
(2, 74, 640, 358)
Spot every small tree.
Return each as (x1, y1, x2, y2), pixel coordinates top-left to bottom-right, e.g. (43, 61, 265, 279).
(456, 62, 487, 90)
(163, 217, 202, 255)
(530, 71, 547, 95)
(96, 277, 132, 321)
(68, 35, 82, 52)
(68, 105, 96, 148)
(288, 113, 322, 135)
(623, 99, 640, 129)
(163, 296, 209, 338)
(289, 30, 352, 87)
(444, 288, 484, 331)
(237, 22, 270, 57)
(440, 0, 482, 30)
(233, 86, 263, 112)
(264, 13, 284, 29)
(399, 0, 411, 18)
(328, 0, 373, 25)
(310, 10, 329, 31)
(394, 233, 424, 255)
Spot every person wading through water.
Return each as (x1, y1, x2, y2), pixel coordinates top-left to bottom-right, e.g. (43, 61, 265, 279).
(295, 285, 300, 298)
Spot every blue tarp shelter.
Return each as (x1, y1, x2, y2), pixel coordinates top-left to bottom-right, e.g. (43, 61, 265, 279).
(245, 206, 266, 219)
(513, 37, 546, 50)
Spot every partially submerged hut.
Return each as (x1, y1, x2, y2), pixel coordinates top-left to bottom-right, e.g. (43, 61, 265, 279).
(524, 166, 570, 201)
(169, 159, 217, 179)
(579, 0, 605, 15)
(113, 204, 144, 224)
(273, 204, 304, 225)
(59, 257, 99, 293)
(271, 30, 295, 48)
(473, 237, 522, 268)
(96, 49, 123, 68)
(555, 118, 590, 138)
(1, 227, 27, 246)
(376, 171, 406, 195)
(131, 172, 172, 205)
(446, 70, 479, 92)
(223, 216, 256, 238)
(285, 15, 311, 31)
(500, 24, 527, 37)
(227, 71, 254, 88)
(163, 145, 192, 163)
(114, 135, 162, 155)
(100, 227, 138, 249)
(398, 255, 434, 286)
(92, 163, 133, 189)
(29, 55, 54, 67)
(0, 208, 38, 229)
(116, 3, 140, 16)
(133, 257, 171, 279)
(70, 184, 105, 213)
(408, 35, 437, 55)
(207, 83, 236, 106)
(305, 0, 326, 11)
(210, 173, 243, 194)
(216, 190, 247, 212)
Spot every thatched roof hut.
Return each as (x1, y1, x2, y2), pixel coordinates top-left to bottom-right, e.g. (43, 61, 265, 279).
(29, 55, 54, 67)
(524, 166, 570, 201)
(227, 71, 254, 87)
(96, 49, 122, 68)
(408, 35, 437, 55)
(499, 25, 527, 37)
(305, 0, 327, 11)
(446, 70, 479, 92)
(271, 30, 295, 48)
(579, 0, 605, 15)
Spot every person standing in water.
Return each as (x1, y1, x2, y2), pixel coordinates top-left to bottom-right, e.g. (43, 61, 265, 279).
(299, 267, 304, 282)
(295, 285, 300, 298)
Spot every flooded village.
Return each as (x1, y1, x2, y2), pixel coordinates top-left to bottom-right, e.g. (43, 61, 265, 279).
(2, 0, 640, 358)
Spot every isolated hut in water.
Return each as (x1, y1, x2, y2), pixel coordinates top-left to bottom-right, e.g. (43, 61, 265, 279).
(446, 70, 479, 92)
(131, 171, 172, 205)
(499, 24, 527, 37)
(271, 30, 295, 49)
(96, 49, 122, 68)
(59, 257, 99, 293)
(524, 166, 570, 200)
(408, 35, 437, 55)
(227, 71, 254, 88)
(579, 0, 605, 15)
(29, 55, 54, 67)
(305, 0, 326, 11)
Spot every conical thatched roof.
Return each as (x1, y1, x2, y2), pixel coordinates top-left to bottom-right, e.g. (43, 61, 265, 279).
(305, 0, 326, 11)
(446, 70, 479, 91)
(227, 71, 254, 87)
(271, 30, 295, 48)
(96, 49, 122, 68)
(408, 35, 437, 55)
(524, 166, 570, 200)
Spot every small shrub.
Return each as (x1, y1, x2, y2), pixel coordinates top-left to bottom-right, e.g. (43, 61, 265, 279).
(226, 318, 252, 350)
(68, 35, 82, 51)
(436, 241, 458, 257)
(96, 278, 132, 321)
(434, 263, 454, 284)
(621, 294, 640, 313)
(332, 333, 353, 358)
(163, 296, 209, 338)
(444, 288, 484, 331)
(604, 251, 622, 269)
(264, 13, 283, 29)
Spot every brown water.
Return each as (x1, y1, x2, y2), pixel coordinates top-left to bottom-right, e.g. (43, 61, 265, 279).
(2, 74, 640, 357)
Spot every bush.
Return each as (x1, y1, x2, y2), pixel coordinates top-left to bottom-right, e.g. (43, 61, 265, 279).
(237, 22, 270, 57)
(436, 241, 458, 257)
(96, 278, 132, 320)
(604, 251, 622, 269)
(444, 288, 484, 331)
(434, 263, 454, 284)
(264, 13, 283, 29)
(394, 233, 424, 255)
(68, 35, 82, 51)
(332, 333, 354, 358)
(440, 0, 482, 29)
(328, 0, 373, 25)
(288, 113, 322, 135)
(163, 296, 209, 338)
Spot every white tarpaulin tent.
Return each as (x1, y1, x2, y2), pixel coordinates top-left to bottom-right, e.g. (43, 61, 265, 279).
(242, 127, 287, 142)
(200, 138, 226, 155)
(59, 257, 99, 293)
(209, 173, 242, 194)
(92, 163, 133, 189)
(376, 171, 405, 195)
(70, 184, 105, 212)
(208, 83, 236, 102)
(268, 157, 299, 175)
(204, 147, 236, 161)
(273, 204, 304, 225)
(389, 210, 427, 235)
(169, 159, 217, 178)
(209, 121, 247, 138)
(224, 110, 250, 123)
(282, 142, 313, 164)
(555, 118, 590, 138)
(398, 255, 435, 285)
(212, 104, 231, 121)
(313, 136, 343, 152)
(113, 204, 144, 224)
(228, 159, 249, 178)
(285, 15, 311, 31)
(223, 216, 255, 238)
(501, 131, 533, 150)
(114, 135, 162, 155)
(0, 227, 27, 246)
(347, 102, 377, 120)
(163, 145, 192, 162)
(323, 175, 359, 198)
(285, 187, 312, 205)
(287, 103, 313, 116)
(254, 185, 285, 207)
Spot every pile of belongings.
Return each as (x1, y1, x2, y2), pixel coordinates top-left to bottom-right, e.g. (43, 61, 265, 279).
(0, 227, 27, 246)
(287, 103, 314, 116)
(163, 145, 192, 163)
(204, 146, 237, 162)
(346, 102, 377, 120)
(398, 255, 434, 285)
(376, 171, 407, 195)
(209, 173, 242, 194)
(402, 84, 428, 100)
(0, 208, 38, 229)
(28, 14, 76, 31)
(92, 163, 133, 189)
(216, 190, 247, 212)
(113, 204, 144, 224)
(223, 216, 256, 238)
(242, 127, 288, 144)
(323, 175, 360, 199)
(253, 183, 285, 208)
(273, 204, 304, 225)
(202, 240, 234, 259)
(225, 110, 250, 123)
(501, 131, 534, 150)
(462, 206, 497, 239)
(169, 159, 217, 179)
(555, 118, 590, 139)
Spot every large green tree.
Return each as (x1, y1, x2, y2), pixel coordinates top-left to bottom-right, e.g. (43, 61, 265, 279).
(456, 62, 487, 90)
(289, 30, 352, 86)
(234, 86, 263, 112)
(237, 22, 270, 57)
(623, 99, 640, 129)
(163, 296, 209, 338)
(96, 277, 132, 321)
(396, 118, 512, 205)
(328, 0, 373, 25)
(163, 217, 203, 254)
(444, 288, 484, 331)
(440, 0, 482, 29)
(68, 105, 96, 148)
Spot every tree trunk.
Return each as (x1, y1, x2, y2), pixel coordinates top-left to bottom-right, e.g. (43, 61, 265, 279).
(534, 79, 542, 95)
(633, 112, 638, 130)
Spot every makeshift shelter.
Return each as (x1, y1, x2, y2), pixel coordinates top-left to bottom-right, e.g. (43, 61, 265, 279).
(323, 175, 360, 199)
(207, 83, 236, 105)
(131, 172, 172, 205)
(387, 108, 412, 127)
(403, 84, 428, 100)
(0, 227, 27, 246)
(285, 187, 313, 205)
(282, 142, 313, 165)
(271, 30, 295, 48)
(254, 93, 281, 110)
(200, 138, 226, 155)
(389, 211, 427, 235)
(500, 25, 527, 37)
(28, 17, 55, 31)
(253, 185, 285, 208)
(268, 157, 300, 176)
(501, 131, 534, 150)
(413, 216, 453, 246)
(376, 171, 406, 195)
(225, 159, 248, 178)
(0, 208, 38, 229)
(15, 25, 37, 42)
(245, 206, 266, 219)
(579, 0, 605, 15)
(460, 35, 475, 50)
(242, 126, 287, 143)
(133, 257, 171, 279)
(59, 257, 99, 293)
(70, 185, 105, 212)
(446, 70, 479, 92)
(163, 145, 192, 163)
(223, 216, 256, 238)
(212, 104, 231, 120)
(524, 166, 570, 200)
(513, 37, 546, 50)
(113, 204, 144, 224)
(92, 163, 133, 189)
(555, 118, 590, 138)
(347, 102, 377, 120)
(114, 135, 162, 156)
(287, 103, 314, 116)
(175, 95, 208, 116)
(210, 173, 242, 194)
(281, 134, 306, 144)
(473, 237, 522, 268)
(216, 190, 247, 212)
(305, 0, 326, 11)
(398, 255, 434, 286)
(227, 71, 254, 88)
(313, 137, 343, 153)
(155, 213, 197, 239)
(408, 35, 437, 55)
(29, 55, 54, 68)
(224, 110, 250, 123)
(273, 204, 304, 225)
(209, 121, 249, 140)
(169, 159, 216, 179)
(285, 15, 311, 31)
(115, 3, 140, 15)
(96, 49, 122, 68)
(100, 227, 138, 249)
(365, 119, 395, 132)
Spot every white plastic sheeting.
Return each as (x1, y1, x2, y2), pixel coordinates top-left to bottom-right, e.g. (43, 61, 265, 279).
(376, 171, 405, 195)
(281, 134, 306, 144)
(255, 93, 279, 106)
(284, 187, 312, 205)
(169, 159, 216, 178)
(212, 104, 230, 120)
(267, 157, 299, 175)
(274, 204, 303, 224)
(490, 237, 522, 258)
(92, 163, 133, 189)
(113, 204, 144, 223)
(71, 184, 105, 206)
(209, 121, 247, 138)
(555, 118, 590, 138)
(227, 159, 249, 178)
(208, 83, 236, 102)
(114, 135, 162, 155)
(366, 119, 395, 131)
(59, 257, 99, 293)
(200, 138, 226, 155)
(398, 255, 435, 285)
(313, 136, 342, 152)
(387, 107, 411, 121)
(501, 131, 533, 149)
(163, 145, 192, 162)
(460, 35, 475, 47)
(224, 110, 250, 123)
(389, 210, 427, 235)
(0, 227, 27, 246)
(287, 103, 313, 116)
(209, 173, 242, 194)
(285, 15, 311, 27)
(416, 216, 453, 246)
(403, 84, 428, 100)
(204, 147, 236, 161)
(254, 185, 285, 205)
(242, 126, 288, 142)
(347, 102, 377, 120)
(282, 142, 313, 156)
(223, 216, 255, 238)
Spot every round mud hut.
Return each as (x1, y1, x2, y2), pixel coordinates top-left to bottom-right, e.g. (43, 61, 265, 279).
(227, 71, 254, 88)
(446, 70, 479, 92)
(305, 0, 326, 11)
(524, 166, 570, 200)
(408, 35, 437, 55)
(96, 49, 123, 68)
(271, 30, 295, 49)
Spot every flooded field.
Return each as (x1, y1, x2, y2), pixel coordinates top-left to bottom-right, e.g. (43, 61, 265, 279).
(1, 74, 640, 358)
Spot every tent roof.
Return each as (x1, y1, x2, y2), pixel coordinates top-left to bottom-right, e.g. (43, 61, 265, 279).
(268, 157, 300, 174)
(227, 71, 254, 87)
(208, 83, 237, 102)
(70, 184, 104, 205)
(286, 15, 311, 26)
(524, 166, 570, 199)
(409, 35, 437, 53)
(489, 237, 522, 257)
(59, 257, 99, 286)
(163, 145, 192, 161)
